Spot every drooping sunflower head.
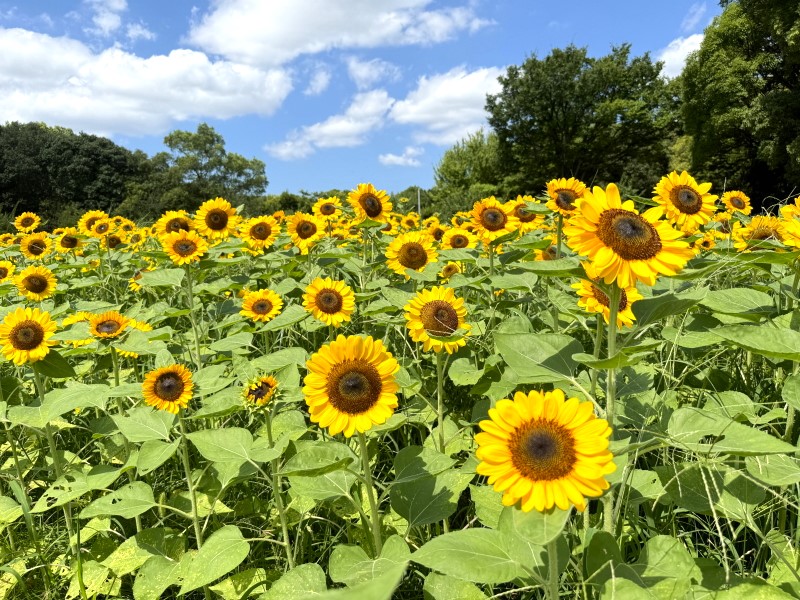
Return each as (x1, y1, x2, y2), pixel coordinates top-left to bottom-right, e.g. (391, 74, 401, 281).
(438, 261, 463, 281)
(440, 227, 478, 250)
(55, 228, 83, 254)
(14, 212, 41, 233)
(240, 288, 284, 323)
(313, 196, 343, 220)
(0, 260, 15, 283)
(243, 375, 279, 407)
(546, 178, 588, 216)
(652, 171, 718, 229)
(15, 265, 58, 301)
(88, 311, 130, 339)
(733, 215, 786, 252)
(303, 277, 356, 328)
(404, 286, 471, 354)
(304, 335, 400, 437)
(385, 231, 438, 278)
(142, 364, 194, 414)
(721, 190, 752, 215)
(475, 388, 616, 512)
(0, 307, 58, 365)
(239, 215, 279, 251)
(20, 232, 52, 260)
(287, 212, 324, 255)
(194, 197, 239, 239)
(347, 183, 392, 223)
(470, 197, 519, 243)
(161, 230, 209, 265)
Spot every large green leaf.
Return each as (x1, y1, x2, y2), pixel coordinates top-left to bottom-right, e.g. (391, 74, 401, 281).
(7, 383, 109, 428)
(329, 535, 410, 587)
(178, 525, 250, 594)
(259, 563, 327, 599)
(139, 268, 185, 288)
(423, 573, 488, 600)
(113, 407, 175, 443)
(495, 332, 583, 384)
(712, 325, 800, 362)
(497, 504, 571, 546)
(631, 287, 707, 328)
(32, 465, 123, 512)
(81, 482, 157, 519)
(700, 288, 774, 316)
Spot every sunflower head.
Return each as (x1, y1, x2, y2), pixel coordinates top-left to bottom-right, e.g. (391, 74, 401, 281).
(20, 232, 52, 260)
(88, 311, 130, 339)
(440, 227, 478, 250)
(385, 231, 438, 278)
(240, 289, 284, 323)
(243, 375, 279, 407)
(303, 277, 356, 327)
(733, 215, 786, 252)
(507, 195, 544, 232)
(438, 261, 463, 281)
(14, 212, 41, 233)
(0, 307, 58, 365)
(471, 197, 519, 243)
(55, 228, 83, 253)
(571, 262, 642, 329)
(476, 389, 616, 512)
(313, 196, 343, 220)
(347, 183, 392, 223)
(161, 230, 209, 265)
(287, 213, 324, 255)
(77, 210, 110, 235)
(546, 178, 588, 216)
(404, 286, 471, 353)
(0, 260, 15, 283)
(304, 335, 400, 437)
(239, 215, 279, 251)
(652, 171, 718, 229)
(15, 265, 58, 301)
(721, 190, 752, 215)
(194, 198, 239, 239)
(142, 364, 194, 414)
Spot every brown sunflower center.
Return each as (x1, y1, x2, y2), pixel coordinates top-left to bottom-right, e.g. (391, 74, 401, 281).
(0, 267, 7, 279)
(250, 223, 271, 240)
(510, 420, 577, 481)
(360, 194, 383, 218)
(316, 289, 343, 314)
(398, 242, 429, 270)
(669, 186, 702, 214)
(248, 380, 274, 402)
(449, 234, 469, 248)
(107, 235, 122, 249)
(205, 209, 229, 230)
(441, 264, 460, 278)
(419, 300, 459, 336)
(154, 372, 185, 402)
(129, 234, 142, 244)
(480, 208, 507, 231)
(60, 235, 78, 249)
(10, 320, 45, 350)
(96, 320, 122, 334)
(431, 227, 445, 241)
(319, 203, 337, 216)
(730, 196, 746, 209)
(541, 245, 558, 261)
(85, 217, 100, 231)
(95, 223, 110, 234)
(591, 285, 628, 312)
(23, 275, 48, 294)
(555, 190, 577, 211)
(596, 209, 663, 261)
(166, 217, 190, 232)
(174, 240, 198, 256)
(28, 240, 46, 255)
(252, 299, 274, 315)
(20, 216, 35, 227)
(515, 206, 536, 222)
(327, 360, 383, 414)
(297, 221, 317, 239)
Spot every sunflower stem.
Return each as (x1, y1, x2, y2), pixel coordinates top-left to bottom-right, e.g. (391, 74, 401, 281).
(555, 213, 563, 260)
(546, 537, 560, 600)
(603, 284, 621, 535)
(590, 316, 605, 398)
(265, 407, 295, 570)
(184, 265, 204, 370)
(357, 431, 383, 557)
(436, 351, 447, 455)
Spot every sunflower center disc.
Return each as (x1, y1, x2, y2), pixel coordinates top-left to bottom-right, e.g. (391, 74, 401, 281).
(253, 300, 273, 314)
(206, 210, 228, 230)
(298, 221, 317, 238)
(555, 190, 577, 211)
(731, 197, 745, 209)
(750, 226, 778, 241)
(432, 227, 444, 241)
(0, 268, 7, 279)
(61, 236, 78, 248)
(317, 290, 343, 314)
(451, 235, 468, 248)
(107, 236, 122, 248)
(481, 208, 507, 231)
(399, 243, 428, 269)
(96, 224, 109, 234)
(591, 285, 628, 311)
(24, 276, 48, 294)
(670, 186, 702, 214)
(249, 381, 273, 402)
(329, 361, 382, 414)
(155, 373, 184, 402)
(542, 246, 558, 261)
(442, 264, 459, 278)
(11, 322, 44, 350)
(596, 209, 663, 261)
(361, 194, 382, 218)
(85, 217, 99, 230)
(97, 320, 121, 334)
(511, 420, 577, 481)
(20, 217, 34, 227)
(320, 203, 336, 216)
(419, 300, 459, 336)
(515, 206, 536, 222)
(175, 241, 197, 255)
(167, 218, 189, 232)
(251, 224, 271, 240)
(29, 241, 46, 255)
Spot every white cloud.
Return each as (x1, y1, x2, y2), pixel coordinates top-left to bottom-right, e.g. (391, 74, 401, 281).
(266, 89, 395, 160)
(389, 65, 504, 145)
(379, 146, 423, 166)
(188, 0, 492, 68)
(657, 34, 704, 78)
(85, 0, 127, 36)
(681, 2, 707, 33)
(345, 56, 401, 90)
(0, 27, 292, 136)
(126, 22, 155, 42)
(304, 66, 331, 96)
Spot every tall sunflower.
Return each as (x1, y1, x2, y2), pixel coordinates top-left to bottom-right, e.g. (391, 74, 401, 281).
(240, 289, 283, 323)
(385, 231, 438, 277)
(471, 197, 519, 244)
(243, 375, 279, 407)
(563, 183, 695, 288)
(0, 307, 58, 365)
(239, 216, 279, 252)
(14, 212, 41, 233)
(312, 196, 344, 220)
(732, 215, 787, 252)
(440, 227, 478, 250)
(303, 335, 399, 437)
(194, 198, 239, 239)
(55, 228, 83, 254)
(720, 191, 752, 215)
(88, 311, 130, 339)
(404, 286, 471, 353)
(475, 389, 616, 512)
(20, 232, 52, 261)
(155, 210, 193, 237)
(287, 213, 325, 255)
(303, 277, 356, 327)
(15, 265, 58, 301)
(142, 364, 194, 414)
(652, 170, 718, 231)
(546, 178, 588, 216)
(161, 230, 209, 265)
(571, 263, 642, 328)
(0, 260, 15, 283)
(347, 183, 392, 224)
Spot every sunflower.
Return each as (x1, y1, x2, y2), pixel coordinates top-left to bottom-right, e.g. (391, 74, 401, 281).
(55, 228, 83, 254)
(194, 197, 239, 239)
(155, 210, 193, 237)
(303, 277, 356, 327)
(239, 216, 279, 252)
(476, 389, 615, 512)
(347, 183, 392, 224)
(401, 212, 420, 230)
(563, 183, 695, 288)
(571, 263, 642, 328)
(506, 195, 544, 233)
(14, 212, 41, 233)
(534, 234, 559, 261)
(720, 190, 752, 215)
(243, 375, 279, 407)
(161, 230, 209, 265)
(90, 218, 114, 238)
(20, 232, 52, 260)
(652, 171, 718, 231)
(313, 196, 344, 220)
(404, 287, 471, 353)
(427, 222, 447, 242)
(124, 228, 148, 252)
(100, 231, 126, 251)
(385, 231, 438, 277)
(142, 364, 194, 414)
(287, 213, 324, 255)
(0, 234, 14, 247)
(0, 307, 58, 365)
(546, 178, 588, 216)
(732, 215, 787, 252)
(76, 210, 109, 235)
(440, 227, 478, 250)
(88, 311, 130, 339)
(0, 261, 15, 283)
(303, 335, 399, 437)
(15, 265, 58, 301)
(438, 261, 463, 281)
(471, 197, 519, 243)
(240, 289, 283, 323)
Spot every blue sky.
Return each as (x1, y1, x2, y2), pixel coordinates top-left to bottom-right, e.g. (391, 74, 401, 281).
(0, 1, 719, 195)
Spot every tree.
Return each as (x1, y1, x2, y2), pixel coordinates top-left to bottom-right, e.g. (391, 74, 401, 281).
(485, 44, 674, 196)
(683, 0, 800, 206)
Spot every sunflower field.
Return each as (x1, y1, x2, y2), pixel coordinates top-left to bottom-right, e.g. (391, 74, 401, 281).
(2, 175, 800, 599)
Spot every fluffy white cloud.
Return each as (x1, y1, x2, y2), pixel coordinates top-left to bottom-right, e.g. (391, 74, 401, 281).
(188, 0, 491, 67)
(304, 66, 332, 95)
(657, 34, 704, 78)
(266, 90, 395, 159)
(681, 2, 707, 33)
(126, 22, 155, 42)
(379, 146, 423, 166)
(85, 0, 127, 36)
(345, 56, 401, 90)
(0, 27, 292, 136)
(390, 65, 504, 145)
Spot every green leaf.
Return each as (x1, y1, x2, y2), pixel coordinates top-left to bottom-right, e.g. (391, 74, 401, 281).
(516, 257, 583, 276)
(187, 427, 256, 464)
(209, 332, 254, 352)
(423, 573, 488, 600)
(700, 288, 774, 316)
(210, 569, 271, 600)
(293, 563, 406, 600)
(391, 469, 471, 529)
(329, 535, 410, 587)
(495, 332, 582, 383)
(284, 441, 358, 500)
(80, 481, 157, 519)
(34, 349, 76, 378)
(392, 446, 456, 484)
(497, 504, 571, 545)
(102, 527, 184, 577)
(746, 455, 800, 486)
(112, 406, 175, 443)
(7, 383, 109, 428)
(178, 525, 250, 594)
(137, 440, 180, 476)
(261, 305, 311, 332)
(259, 563, 327, 599)
(712, 325, 800, 362)
(782, 373, 800, 412)
(139, 268, 185, 288)
(447, 357, 485, 386)
(132, 556, 182, 600)
(32, 465, 123, 512)
(631, 287, 707, 328)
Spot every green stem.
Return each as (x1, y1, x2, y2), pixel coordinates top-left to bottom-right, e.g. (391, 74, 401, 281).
(590, 316, 605, 398)
(265, 408, 294, 570)
(555, 213, 563, 260)
(436, 352, 446, 455)
(602, 285, 621, 535)
(184, 265, 204, 369)
(357, 432, 383, 557)
(546, 538, 560, 600)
